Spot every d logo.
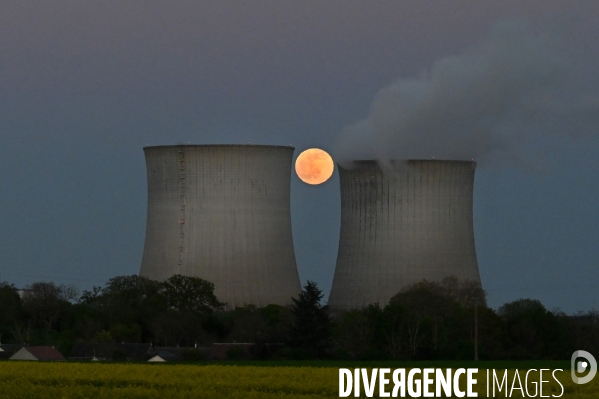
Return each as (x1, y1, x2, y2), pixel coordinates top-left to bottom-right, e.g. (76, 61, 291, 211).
(571, 350, 597, 384)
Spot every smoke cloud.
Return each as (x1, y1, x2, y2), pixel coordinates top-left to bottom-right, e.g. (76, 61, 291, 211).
(333, 19, 599, 168)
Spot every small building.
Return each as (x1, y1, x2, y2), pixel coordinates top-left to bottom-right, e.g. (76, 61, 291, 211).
(148, 351, 179, 362)
(154, 346, 210, 360)
(1, 344, 21, 354)
(68, 343, 154, 361)
(0, 344, 20, 360)
(10, 346, 65, 361)
(209, 343, 255, 360)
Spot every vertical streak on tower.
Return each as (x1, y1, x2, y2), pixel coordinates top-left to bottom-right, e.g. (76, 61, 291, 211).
(177, 148, 186, 269)
(140, 145, 301, 309)
(328, 160, 482, 311)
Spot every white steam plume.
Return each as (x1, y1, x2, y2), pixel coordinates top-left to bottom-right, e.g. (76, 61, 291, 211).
(333, 19, 599, 167)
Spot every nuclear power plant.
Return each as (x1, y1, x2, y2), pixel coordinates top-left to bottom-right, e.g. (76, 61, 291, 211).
(139, 145, 301, 309)
(327, 160, 482, 312)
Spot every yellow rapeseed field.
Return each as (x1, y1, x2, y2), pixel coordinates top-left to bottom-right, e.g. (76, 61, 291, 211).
(0, 362, 598, 398)
(1, 362, 336, 398)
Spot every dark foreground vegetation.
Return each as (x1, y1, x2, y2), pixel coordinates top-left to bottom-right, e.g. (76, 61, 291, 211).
(1, 275, 597, 360)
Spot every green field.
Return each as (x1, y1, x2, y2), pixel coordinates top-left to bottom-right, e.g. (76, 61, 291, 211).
(0, 360, 596, 398)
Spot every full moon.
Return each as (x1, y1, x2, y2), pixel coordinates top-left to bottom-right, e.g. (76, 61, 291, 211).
(295, 148, 334, 185)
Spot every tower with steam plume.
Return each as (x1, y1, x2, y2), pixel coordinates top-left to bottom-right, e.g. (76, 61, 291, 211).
(328, 160, 482, 311)
(139, 145, 301, 309)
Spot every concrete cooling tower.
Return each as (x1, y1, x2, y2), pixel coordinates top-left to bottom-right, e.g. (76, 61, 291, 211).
(328, 160, 482, 311)
(139, 145, 301, 309)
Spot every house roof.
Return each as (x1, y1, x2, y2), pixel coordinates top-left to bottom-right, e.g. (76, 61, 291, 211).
(148, 351, 179, 362)
(157, 351, 179, 360)
(69, 343, 153, 360)
(26, 346, 65, 361)
(11, 346, 65, 361)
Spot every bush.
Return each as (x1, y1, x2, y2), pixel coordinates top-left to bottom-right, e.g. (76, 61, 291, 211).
(179, 349, 207, 361)
(226, 347, 245, 360)
(111, 349, 128, 361)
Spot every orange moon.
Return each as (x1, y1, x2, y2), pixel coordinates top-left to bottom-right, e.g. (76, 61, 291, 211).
(295, 148, 334, 185)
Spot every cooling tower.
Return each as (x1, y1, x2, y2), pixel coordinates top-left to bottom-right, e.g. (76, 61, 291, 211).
(328, 160, 482, 311)
(139, 145, 301, 309)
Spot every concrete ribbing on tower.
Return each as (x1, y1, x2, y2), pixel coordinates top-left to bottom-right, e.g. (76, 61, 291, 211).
(139, 145, 301, 309)
(328, 160, 482, 311)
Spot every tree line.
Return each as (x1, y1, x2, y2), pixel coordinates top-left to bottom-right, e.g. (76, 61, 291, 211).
(0, 275, 597, 360)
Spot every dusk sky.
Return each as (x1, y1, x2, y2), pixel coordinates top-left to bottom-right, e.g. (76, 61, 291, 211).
(1, 1, 598, 313)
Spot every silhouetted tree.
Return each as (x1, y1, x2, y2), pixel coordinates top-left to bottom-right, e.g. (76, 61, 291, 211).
(222, 304, 292, 345)
(498, 298, 571, 359)
(161, 274, 224, 314)
(384, 277, 487, 359)
(288, 281, 332, 358)
(334, 304, 384, 359)
(0, 282, 21, 341)
(21, 281, 77, 330)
